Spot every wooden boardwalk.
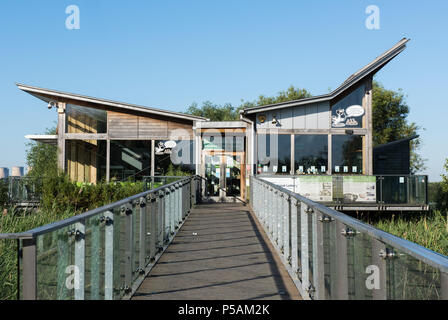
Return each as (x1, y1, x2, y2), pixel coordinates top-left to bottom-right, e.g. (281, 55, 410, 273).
(132, 203, 301, 300)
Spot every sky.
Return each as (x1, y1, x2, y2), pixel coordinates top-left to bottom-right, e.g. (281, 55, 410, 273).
(0, 0, 447, 181)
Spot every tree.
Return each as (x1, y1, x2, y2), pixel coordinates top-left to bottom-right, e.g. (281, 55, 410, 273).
(26, 127, 58, 178)
(436, 159, 448, 211)
(442, 159, 448, 193)
(186, 101, 239, 121)
(372, 81, 426, 173)
(186, 86, 312, 121)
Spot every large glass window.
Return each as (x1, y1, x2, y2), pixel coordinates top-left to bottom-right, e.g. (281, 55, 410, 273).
(332, 135, 363, 174)
(155, 139, 195, 175)
(331, 84, 365, 128)
(294, 135, 328, 174)
(65, 140, 107, 183)
(110, 140, 151, 181)
(66, 104, 107, 134)
(257, 134, 291, 174)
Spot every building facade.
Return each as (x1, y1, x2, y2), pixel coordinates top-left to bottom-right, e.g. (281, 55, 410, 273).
(20, 38, 427, 209)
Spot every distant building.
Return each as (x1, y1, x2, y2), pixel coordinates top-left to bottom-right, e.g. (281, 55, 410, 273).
(373, 136, 419, 175)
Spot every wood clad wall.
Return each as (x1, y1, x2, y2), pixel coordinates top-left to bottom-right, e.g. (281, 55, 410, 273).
(66, 140, 98, 184)
(108, 111, 138, 138)
(108, 111, 193, 139)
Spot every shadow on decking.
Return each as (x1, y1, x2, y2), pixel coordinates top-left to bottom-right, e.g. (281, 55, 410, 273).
(132, 203, 301, 300)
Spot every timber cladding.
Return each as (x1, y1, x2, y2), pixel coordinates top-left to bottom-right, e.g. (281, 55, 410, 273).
(108, 111, 193, 140)
(66, 140, 99, 184)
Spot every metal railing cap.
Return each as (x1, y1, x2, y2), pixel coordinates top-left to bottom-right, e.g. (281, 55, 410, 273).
(0, 176, 194, 239)
(252, 175, 448, 273)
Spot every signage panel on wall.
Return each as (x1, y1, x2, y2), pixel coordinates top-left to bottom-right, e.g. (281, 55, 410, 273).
(261, 175, 377, 203)
(342, 176, 376, 203)
(295, 176, 333, 202)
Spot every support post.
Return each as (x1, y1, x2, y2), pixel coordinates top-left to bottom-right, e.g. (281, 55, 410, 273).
(284, 195, 291, 263)
(57, 102, 66, 172)
(106, 139, 110, 182)
(300, 204, 310, 298)
(151, 140, 155, 177)
(312, 212, 325, 300)
(22, 238, 37, 300)
(441, 272, 448, 300)
(291, 199, 299, 277)
(104, 210, 114, 300)
(335, 220, 348, 300)
(273, 190, 279, 244)
(139, 197, 147, 272)
(124, 205, 133, 294)
(74, 220, 85, 300)
(371, 239, 387, 300)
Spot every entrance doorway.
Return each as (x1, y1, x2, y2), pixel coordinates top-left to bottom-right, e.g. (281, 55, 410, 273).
(203, 151, 245, 202)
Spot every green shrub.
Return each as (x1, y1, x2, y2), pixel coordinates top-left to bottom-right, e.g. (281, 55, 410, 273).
(40, 173, 144, 214)
(0, 175, 146, 300)
(0, 179, 8, 206)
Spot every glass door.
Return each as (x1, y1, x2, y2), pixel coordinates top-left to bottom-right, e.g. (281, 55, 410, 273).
(205, 154, 222, 197)
(203, 152, 245, 200)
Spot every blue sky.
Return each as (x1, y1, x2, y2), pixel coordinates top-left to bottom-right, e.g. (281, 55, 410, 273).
(0, 0, 447, 181)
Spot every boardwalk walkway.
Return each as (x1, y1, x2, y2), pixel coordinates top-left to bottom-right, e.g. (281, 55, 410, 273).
(133, 203, 301, 300)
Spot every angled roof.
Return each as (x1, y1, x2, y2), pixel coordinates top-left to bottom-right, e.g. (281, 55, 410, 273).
(242, 38, 410, 115)
(373, 135, 419, 150)
(16, 83, 208, 122)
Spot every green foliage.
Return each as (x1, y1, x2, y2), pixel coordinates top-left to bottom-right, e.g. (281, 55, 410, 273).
(254, 85, 312, 107)
(436, 159, 448, 212)
(26, 127, 58, 178)
(0, 179, 8, 206)
(165, 163, 192, 177)
(40, 173, 144, 213)
(0, 174, 146, 300)
(372, 81, 426, 173)
(186, 86, 312, 121)
(0, 205, 78, 300)
(186, 101, 239, 121)
(442, 159, 448, 192)
(369, 211, 448, 256)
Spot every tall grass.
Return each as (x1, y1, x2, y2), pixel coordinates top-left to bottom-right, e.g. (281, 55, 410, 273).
(367, 210, 448, 256)
(0, 176, 146, 300)
(0, 206, 77, 300)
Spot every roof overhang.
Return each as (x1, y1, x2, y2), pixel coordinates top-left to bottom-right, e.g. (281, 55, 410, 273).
(17, 84, 209, 122)
(25, 135, 58, 146)
(243, 38, 410, 115)
(373, 135, 419, 150)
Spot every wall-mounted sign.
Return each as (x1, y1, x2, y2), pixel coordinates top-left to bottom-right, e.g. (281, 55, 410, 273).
(155, 141, 177, 155)
(332, 105, 365, 128)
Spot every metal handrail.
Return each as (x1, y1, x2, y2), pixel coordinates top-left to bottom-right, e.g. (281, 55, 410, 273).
(0, 177, 192, 240)
(250, 175, 448, 300)
(256, 176, 448, 272)
(0, 175, 202, 300)
(255, 174, 428, 206)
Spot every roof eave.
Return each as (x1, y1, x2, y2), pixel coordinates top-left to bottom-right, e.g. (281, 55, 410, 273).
(242, 38, 410, 115)
(16, 83, 209, 122)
